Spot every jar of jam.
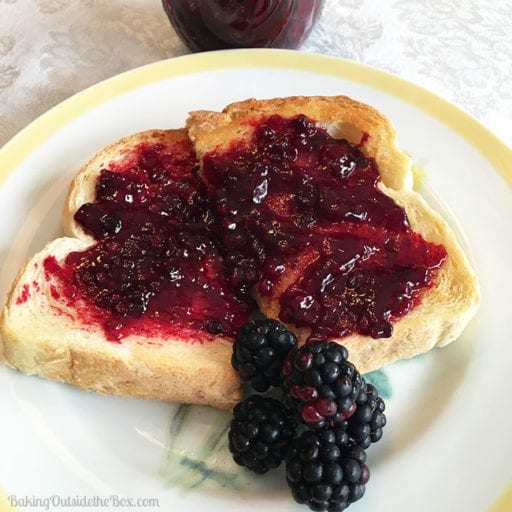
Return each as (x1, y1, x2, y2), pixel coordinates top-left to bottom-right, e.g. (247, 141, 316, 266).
(162, 0, 324, 51)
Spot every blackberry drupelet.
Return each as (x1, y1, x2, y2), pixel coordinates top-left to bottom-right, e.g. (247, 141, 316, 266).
(286, 428, 370, 511)
(228, 395, 297, 474)
(232, 318, 297, 391)
(282, 340, 363, 428)
(346, 382, 386, 448)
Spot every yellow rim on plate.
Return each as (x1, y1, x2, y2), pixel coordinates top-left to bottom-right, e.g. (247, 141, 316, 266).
(0, 488, 18, 511)
(0, 49, 511, 187)
(488, 483, 512, 512)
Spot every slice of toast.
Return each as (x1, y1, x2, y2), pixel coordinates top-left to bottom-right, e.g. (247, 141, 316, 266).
(187, 96, 480, 374)
(0, 129, 245, 409)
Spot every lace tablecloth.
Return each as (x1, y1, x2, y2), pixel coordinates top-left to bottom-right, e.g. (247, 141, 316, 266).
(0, 0, 511, 149)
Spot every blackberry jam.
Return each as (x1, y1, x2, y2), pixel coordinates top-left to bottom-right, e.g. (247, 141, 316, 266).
(43, 116, 447, 344)
(202, 115, 447, 340)
(44, 137, 252, 342)
(162, 0, 324, 51)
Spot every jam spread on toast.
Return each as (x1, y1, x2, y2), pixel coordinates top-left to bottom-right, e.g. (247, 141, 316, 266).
(44, 139, 251, 342)
(202, 115, 447, 340)
(43, 116, 446, 343)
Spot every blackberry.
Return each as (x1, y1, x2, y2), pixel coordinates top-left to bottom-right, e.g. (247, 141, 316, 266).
(232, 319, 297, 391)
(346, 382, 386, 448)
(282, 341, 363, 428)
(228, 395, 297, 474)
(285, 428, 370, 511)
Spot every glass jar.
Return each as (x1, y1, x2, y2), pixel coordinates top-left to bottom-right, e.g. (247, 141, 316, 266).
(162, 0, 324, 52)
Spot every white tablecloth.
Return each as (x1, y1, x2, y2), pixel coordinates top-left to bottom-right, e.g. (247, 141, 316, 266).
(1, 0, 511, 149)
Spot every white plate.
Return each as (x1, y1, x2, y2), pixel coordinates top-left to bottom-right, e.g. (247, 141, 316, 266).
(1, 50, 511, 512)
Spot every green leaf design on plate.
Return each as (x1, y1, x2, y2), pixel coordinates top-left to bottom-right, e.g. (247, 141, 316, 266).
(160, 405, 279, 492)
(363, 369, 392, 400)
(160, 405, 238, 490)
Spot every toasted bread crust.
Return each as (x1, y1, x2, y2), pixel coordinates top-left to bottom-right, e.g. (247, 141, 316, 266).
(187, 95, 480, 374)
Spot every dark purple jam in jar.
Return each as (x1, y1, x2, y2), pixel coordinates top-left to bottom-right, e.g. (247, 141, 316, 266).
(162, 0, 324, 51)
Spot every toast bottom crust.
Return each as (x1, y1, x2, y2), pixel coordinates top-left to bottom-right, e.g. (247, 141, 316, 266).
(1, 328, 241, 409)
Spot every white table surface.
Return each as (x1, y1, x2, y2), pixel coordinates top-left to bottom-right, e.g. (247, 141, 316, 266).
(0, 0, 511, 150)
